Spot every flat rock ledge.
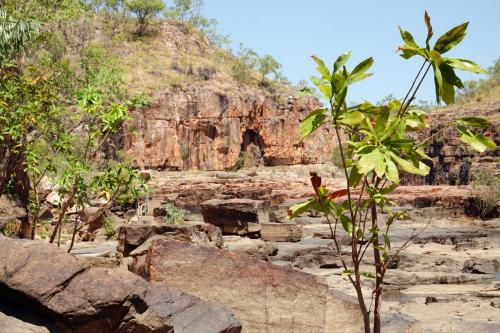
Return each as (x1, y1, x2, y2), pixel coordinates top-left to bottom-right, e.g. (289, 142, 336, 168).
(0, 236, 241, 333)
(132, 238, 364, 333)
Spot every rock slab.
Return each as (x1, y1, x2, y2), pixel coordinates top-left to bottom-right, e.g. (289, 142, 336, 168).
(0, 236, 241, 333)
(200, 198, 269, 235)
(141, 238, 363, 333)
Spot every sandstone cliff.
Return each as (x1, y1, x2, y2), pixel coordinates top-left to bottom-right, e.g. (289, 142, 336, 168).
(125, 87, 335, 170)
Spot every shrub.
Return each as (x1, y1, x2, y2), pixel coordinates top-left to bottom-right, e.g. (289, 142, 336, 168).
(467, 169, 500, 219)
(162, 203, 186, 224)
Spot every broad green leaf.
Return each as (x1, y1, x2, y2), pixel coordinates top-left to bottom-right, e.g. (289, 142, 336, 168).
(339, 111, 365, 125)
(457, 125, 496, 152)
(374, 150, 386, 178)
(300, 109, 327, 139)
(440, 64, 464, 88)
(398, 45, 427, 59)
(288, 199, 315, 219)
(385, 158, 399, 183)
(340, 215, 353, 234)
(434, 22, 468, 54)
(350, 72, 373, 83)
(351, 57, 374, 76)
(441, 77, 455, 105)
(443, 58, 488, 74)
(389, 152, 429, 176)
(375, 109, 390, 135)
(455, 116, 491, 128)
(387, 99, 401, 111)
(398, 27, 418, 48)
(357, 149, 385, 175)
(311, 55, 331, 79)
(333, 51, 352, 73)
(424, 11, 433, 50)
(310, 76, 332, 100)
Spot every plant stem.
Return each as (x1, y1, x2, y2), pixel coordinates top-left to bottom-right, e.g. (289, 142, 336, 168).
(398, 60, 428, 116)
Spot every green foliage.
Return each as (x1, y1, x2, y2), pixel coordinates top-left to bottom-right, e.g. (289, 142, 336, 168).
(468, 169, 500, 219)
(125, 0, 165, 35)
(257, 54, 281, 83)
(291, 12, 496, 332)
(1, 0, 85, 23)
(102, 216, 116, 238)
(161, 202, 186, 224)
(0, 9, 40, 64)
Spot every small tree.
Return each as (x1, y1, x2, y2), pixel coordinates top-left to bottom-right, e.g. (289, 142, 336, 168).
(289, 12, 495, 333)
(125, 0, 165, 36)
(257, 54, 280, 84)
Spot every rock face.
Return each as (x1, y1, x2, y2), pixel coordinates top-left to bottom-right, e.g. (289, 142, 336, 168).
(136, 238, 363, 333)
(403, 100, 499, 185)
(124, 88, 335, 170)
(0, 236, 241, 333)
(200, 198, 269, 235)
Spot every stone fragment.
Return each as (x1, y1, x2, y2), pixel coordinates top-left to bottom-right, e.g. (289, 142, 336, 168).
(490, 298, 500, 308)
(261, 222, 302, 242)
(200, 198, 269, 235)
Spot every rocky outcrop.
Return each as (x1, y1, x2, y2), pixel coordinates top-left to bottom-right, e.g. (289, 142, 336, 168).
(124, 88, 335, 170)
(0, 236, 241, 333)
(133, 238, 363, 333)
(403, 100, 499, 185)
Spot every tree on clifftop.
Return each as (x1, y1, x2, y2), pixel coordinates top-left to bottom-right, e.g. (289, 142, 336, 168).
(257, 54, 281, 84)
(125, 0, 165, 36)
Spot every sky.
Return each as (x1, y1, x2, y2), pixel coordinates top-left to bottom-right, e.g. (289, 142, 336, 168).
(201, 0, 500, 104)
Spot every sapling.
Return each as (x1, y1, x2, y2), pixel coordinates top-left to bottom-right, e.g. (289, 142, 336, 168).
(289, 11, 496, 333)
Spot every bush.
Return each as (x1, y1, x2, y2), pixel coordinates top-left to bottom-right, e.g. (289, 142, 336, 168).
(467, 169, 500, 219)
(102, 216, 116, 238)
(162, 203, 186, 224)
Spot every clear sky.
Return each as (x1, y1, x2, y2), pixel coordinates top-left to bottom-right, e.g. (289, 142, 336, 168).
(202, 0, 500, 104)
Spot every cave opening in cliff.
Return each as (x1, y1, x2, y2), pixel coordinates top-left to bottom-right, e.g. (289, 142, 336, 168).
(241, 129, 267, 166)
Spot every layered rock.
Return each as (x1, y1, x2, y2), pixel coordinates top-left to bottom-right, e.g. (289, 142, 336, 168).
(403, 100, 499, 185)
(133, 238, 363, 333)
(200, 198, 269, 235)
(124, 88, 335, 170)
(0, 236, 241, 333)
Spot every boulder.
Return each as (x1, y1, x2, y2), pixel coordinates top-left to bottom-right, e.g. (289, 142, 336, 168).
(0, 194, 26, 227)
(200, 198, 269, 235)
(0, 236, 242, 333)
(261, 222, 302, 242)
(224, 236, 278, 260)
(117, 223, 223, 258)
(137, 238, 363, 333)
(0, 309, 51, 333)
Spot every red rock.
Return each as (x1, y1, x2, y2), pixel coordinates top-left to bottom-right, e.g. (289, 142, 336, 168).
(141, 239, 363, 333)
(124, 88, 334, 170)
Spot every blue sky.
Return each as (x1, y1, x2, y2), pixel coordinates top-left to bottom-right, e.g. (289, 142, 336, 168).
(201, 0, 500, 104)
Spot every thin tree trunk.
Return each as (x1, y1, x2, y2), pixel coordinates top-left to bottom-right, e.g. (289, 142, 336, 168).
(371, 201, 382, 333)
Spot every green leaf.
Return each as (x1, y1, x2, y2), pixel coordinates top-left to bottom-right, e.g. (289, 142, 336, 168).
(383, 234, 391, 250)
(350, 73, 373, 83)
(342, 269, 353, 276)
(455, 116, 491, 128)
(424, 11, 433, 50)
(443, 58, 488, 74)
(398, 46, 427, 59)
(440, 64, 464, 89)
(389, 152, 429, 176)
(288, 199, 315, 219)
(340, 215, 353, 234)
(385, 158, 399, 183)
(375, 109, 390, 135)
(361, 272, 375, 279)
(434, 22, 468, 54)
(310, 76, 332, 100)
(457, 125, 496, 152)
(398, 27, 418, 48)
(339, 111, 365, 125)
(300, 109, 327, 139)
(357, 149, 385, 176)
(311, 55, 331, 80)
(333, 51, 352, 73)
(351, 57, 374, 76)
(433, 63, 442, 104)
